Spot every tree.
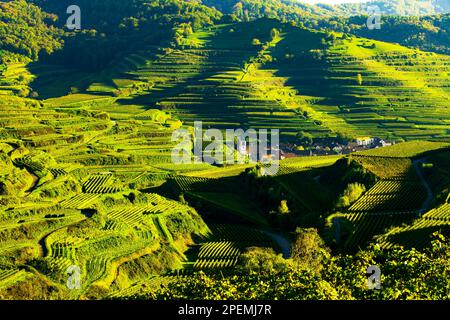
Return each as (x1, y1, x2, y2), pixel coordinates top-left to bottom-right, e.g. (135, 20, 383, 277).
(243, 9, 249, 22)
(296, 131, 314, 146)
(357, 73, 363, 86)
(336, 183, 366, 209)
(336, 132, 349, 145)
(180, 23, 193, 37)
(291, 228, 331, 273)
(142, 234, 450, 300)
(270, 28, 280, 40)
(17, 88, 30, 97)
(232, 2, 244, 17)
(178, 193, 186, 204)
(238, 247, 292, 275)
(252, 38, 261, 46)
(336, 195, 350, 208)
(326, 32, 337, 42)
(277, 200, 290, 214)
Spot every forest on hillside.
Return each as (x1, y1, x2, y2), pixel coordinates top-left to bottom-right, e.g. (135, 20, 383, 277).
(3, 0, 450, 68)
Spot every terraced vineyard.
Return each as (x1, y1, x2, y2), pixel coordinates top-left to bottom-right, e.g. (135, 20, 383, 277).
(83, 175, 122, 194)
(60, 194, 101, 209)
(173, 176, 215, 192)
(352, 156, 415, 179)
(194, 242, 241, 269)
(277, 155, 341, 175)
(0, 269, 29, 289)
(107, 206, 150, 227)
(422, 203, 450, 221)
(348, 180, 426, 213)
(40, 22, 331, 144)
(269, 27, 450, 141)
(342, 212, 417, 251)
(377, 203, 450, 249)
(339, 153, 433, 251)
(189, 225, 277, 271)
(186, 191, 267, 226)
(1, 7, 450, 299)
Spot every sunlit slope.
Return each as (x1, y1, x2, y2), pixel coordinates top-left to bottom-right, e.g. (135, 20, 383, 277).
(269, 26, 450, 141)
(119, 21, 331, 140)
(35, 20, 332, 141)
(25, 19, 450, 142)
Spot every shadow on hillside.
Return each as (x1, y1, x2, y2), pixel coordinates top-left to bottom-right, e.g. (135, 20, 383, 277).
(147, 174, 268, 227)
(27, 39, 158, 100)
(119, 20, 275, 126)
(268, 26, 361, 108)
(147, 162, 341, 230)
(27, 61, 117, 100)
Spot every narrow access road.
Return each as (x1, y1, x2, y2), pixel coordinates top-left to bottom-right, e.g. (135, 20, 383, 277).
(24, 170, 39, 196)
(38, 219, 87, 257)
(261, 230, 291, 258)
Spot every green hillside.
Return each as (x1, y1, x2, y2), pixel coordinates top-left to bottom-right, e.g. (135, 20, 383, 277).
(267, 24, 450, 141)
(1, 0, 450, 301)
(25, 19, 450, 142)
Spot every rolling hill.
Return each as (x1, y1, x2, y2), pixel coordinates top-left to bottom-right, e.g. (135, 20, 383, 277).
(0, 0, 450, 300)
(21, 18, 450, 142)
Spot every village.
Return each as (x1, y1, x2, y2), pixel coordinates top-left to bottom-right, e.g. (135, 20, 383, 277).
(279, 136, 394, 159)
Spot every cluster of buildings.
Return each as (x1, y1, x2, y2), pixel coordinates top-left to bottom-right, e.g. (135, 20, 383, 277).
(280, 136, 393, 158)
